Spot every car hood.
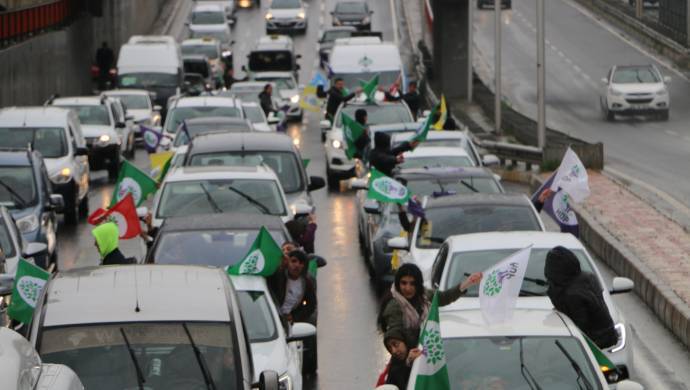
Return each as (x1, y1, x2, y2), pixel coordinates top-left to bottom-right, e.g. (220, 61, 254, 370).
(190, 24, 228, 33)
(611, 82, 665, 94)
(269, 8, 303, 18)
(278, 89, 298, 100)
(44, 155, 73, 176)
(81, 125, 118, 138)
(250, 340, 289, 381)
(128, 109, 152, 123)
(251, 122, 273, 132)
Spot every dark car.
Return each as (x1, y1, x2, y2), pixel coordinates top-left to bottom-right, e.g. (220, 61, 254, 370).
(318, 26, 357, 67)
(146, 213, 290, 266)
(0, 149, 63, 269)
(331, 1, 373, 30)
(171, 117, 255, 148)
(183, 55, 215, 90)
(477, 0, 512, 9)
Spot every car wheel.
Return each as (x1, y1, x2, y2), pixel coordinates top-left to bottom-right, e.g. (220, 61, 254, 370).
(78, 193, 89, 218)
(659, 109, 669, 121)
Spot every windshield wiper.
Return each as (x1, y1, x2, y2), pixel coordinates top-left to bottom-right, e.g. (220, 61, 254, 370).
(199, 183, 223, 213)
(519, 289, 544, 297)
(0, 179, 28, 208)
(519, 338, 541, 390)
(226, 185, 273, 215)
(523, 276, 548, 286)
(182, 323, 217, 390)
(120, 328, 146, 390)
(459, 179, 479, 193)
(555, 339, 594, 390)
(426, 236, 446, 243)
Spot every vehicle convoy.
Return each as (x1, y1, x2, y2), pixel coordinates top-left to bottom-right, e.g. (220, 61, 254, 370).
(601, 64, 670, 121)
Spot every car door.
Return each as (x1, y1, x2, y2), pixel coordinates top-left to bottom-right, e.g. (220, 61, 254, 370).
(111, 100, 130, 153)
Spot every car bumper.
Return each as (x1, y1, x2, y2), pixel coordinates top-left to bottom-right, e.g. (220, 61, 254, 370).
(607, 94, 669, 114)
(266, 20, 307, 31)
(325, 143, 355, 173)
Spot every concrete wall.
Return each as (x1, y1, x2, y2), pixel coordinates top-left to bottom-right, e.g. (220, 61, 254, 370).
(0, 0, 168, 107)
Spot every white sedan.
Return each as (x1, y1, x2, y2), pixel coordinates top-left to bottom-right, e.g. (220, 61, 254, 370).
(399, 146, 477, 170)
(600, 64, 670, 121)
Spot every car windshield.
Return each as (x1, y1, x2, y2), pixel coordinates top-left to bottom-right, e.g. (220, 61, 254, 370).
(192, 11, 225, 24)
(444, 336, 602, 390)
(59, 105, 110, 126)
(335, 2, 367, 13)
(173, 124, 250, 147)
(271, 0, 300, 9)
(118, 73, 179, 89)
(322, 30, 353, 42)
(184, 61, 210, 78)
(254, 77, 296, 90)
(112, 94, 150, 110)
(182, 44, 220, 59)
(157, 179, 286, 218)
(154, 228, 285, 267)
(243, 106, 267, 124)
(612, 67, 660, 84)
(249, 51, 293, 72)
(335, 104, 412, 127)
(191, 30, 230, 42)
(393, 132, 469, 149)
(165, 107, 241, 133)
(334, 71, 400, 94)
(445, 248, 596, 296)
(0, 167, 37, 210)
(189, 152, 304, 193)
(0, 216, 16, 258)
(406, 177, 502, 196)
(0, 127, 68, 158)
(40, 322, 240, 390)
(401, 155, 475, 169)
(237, 290, 278, 342)
(415, 205, 541, 249)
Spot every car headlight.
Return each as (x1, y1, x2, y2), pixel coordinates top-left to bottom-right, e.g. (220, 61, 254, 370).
(297, 11, 305, 19)
(50, 167, 72, 184)
(290, 94, 300, 104)
(278, 373, 292, 390)
(657, 88, 668, 96)
(609, 323, 626, 353)
(152, 113, 162, 126)
(17, 214, 39, 233)
(609, 88, 623, 97)
(265, 12, 273, 20)
(97, 134, 111, 145)
(331, 139, 342, 149)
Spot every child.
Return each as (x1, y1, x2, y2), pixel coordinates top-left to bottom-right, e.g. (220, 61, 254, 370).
(376, 328, 422, 389)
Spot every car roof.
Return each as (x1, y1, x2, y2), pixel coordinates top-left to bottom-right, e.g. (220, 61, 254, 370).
(42, 265, 233, 326)
(0, 150, 32, 166)
(102, 89, 151, 97)
(51, 96, 104, 106)
(182, 38, 220, 46)
(128, 35, 177, 45)
(229, 81, 271, 90)
(330, 43, 401, 71)
(164, 165, 278, 182)
(446, 231, 585, 252)
(440, 308, 573, 338)
(254, 35, 293, 50)
(185, 117, 251, 126)
(252, 71, 295, 79)
(0, 107, 74, 127)
(159, 212, 286, 233)
(172, 96, 240, 108)
(425, 193, 532, 208)
(396, 166, 495, 181)
(370, 122, 420, 132)
(189, 132, 296, 154)
(404, 146, 470, 158)
(392, 131, 470, 141)
(192, 3, 224, 12)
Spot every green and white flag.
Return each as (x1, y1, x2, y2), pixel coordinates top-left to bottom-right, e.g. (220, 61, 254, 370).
(359, 74, 379, 103)
(367, 168, 411, 205)
(7, 259, 50, 324)
(110, 160, 159, 207)
(410, 103, 439, 144)
(479, 246, 532, 324)
(341, 112, 366, 160)
(227, 227, 282, 276)
(414, 292, 450, 390)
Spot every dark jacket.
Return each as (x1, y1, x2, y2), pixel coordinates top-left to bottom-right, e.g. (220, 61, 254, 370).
(545, 247, 618, 348)
(258, 91, 274, 116)
(369, 132, 413, 177)
(267, 269, 317, 324)
(102, 248, 135, 266)
(96, 46, 114, 70)
(316, 85, 356, 120)
(386, 357, 412, 389)
(353, 129, 370, 161)
(385, 91, 421, 120)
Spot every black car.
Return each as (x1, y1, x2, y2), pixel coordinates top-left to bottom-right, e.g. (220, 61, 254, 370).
(477, 0, 512, 9)
(0, 149, 63, 270)
(331, 1, 373, 31)
(318, 26, 356, 67)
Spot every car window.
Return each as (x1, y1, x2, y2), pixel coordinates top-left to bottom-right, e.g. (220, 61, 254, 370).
(0, 166, 38, 210)
(113, 94, 150, 109)
(0, 216, 17, 258)
(444, 248, 596, 295)
(254, 77, 296, 90)
(165, 107, 241, 133)
(0, 127, 68, 158)
(430, 244, 448, 288)
(612, 67, 660, 84)
(335, 2, 367, 13)
(322, 30, 353, 42)
(405, 177, 502, 196)
(157, 179, 286, 218)
(335, 104, 412, 127)
(40, 322, 241, 390)
(191, 30, 231, 42)
(59, 105, 111, 126)
(236, 290, 279, 342)
(334, 71, 401, 94)
(249, 51, 294, 72)
(243, 106, 267, 124)
(192, 10, 225, 24)
(271, 0, 301, 8)
(415, 205, 542, 249)
(118, 73, 179, 89)
(400, 155, 474, 169)
(184, 61, 211, 78)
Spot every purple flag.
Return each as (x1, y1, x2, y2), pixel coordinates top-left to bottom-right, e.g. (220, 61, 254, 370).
(407, 197, 426, 219)
(141, 125, 162, 153)
(531, 173, 579, 237)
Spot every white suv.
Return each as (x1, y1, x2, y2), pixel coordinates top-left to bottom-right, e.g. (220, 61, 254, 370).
(601, 64, 670, 121)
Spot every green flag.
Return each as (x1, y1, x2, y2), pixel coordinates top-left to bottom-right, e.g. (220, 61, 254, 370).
(111, 160, 159, 207)
(411, 103, 439, 144)
(584, 334, 618, 372)
(359, 74, 379, 103)
(227, 227, 282, 276)
(341, 112, 366, 160)
(367, 168, 411, 205)
(7, 259, 50, 324)
(414, 292, 451, 390)
(302, 158, 311, 169)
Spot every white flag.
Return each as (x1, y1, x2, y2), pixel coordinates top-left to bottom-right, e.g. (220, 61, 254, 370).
(479, 246, 532, 325)
(550, 147, 590, 203)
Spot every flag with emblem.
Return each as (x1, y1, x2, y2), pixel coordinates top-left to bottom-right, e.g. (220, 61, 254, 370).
(341, 112, 366, 159)
(433, 95, 447, 130)
(479, 246, 532, 325)
(411, 103, 439, 144)
(300, 73, 327, 112)
(413, 292, 450, 390)
(141, 125, 163, 153)
(550, 147, 590, 203)
(7, 258, 50, 324)
(367, 167, 411, 205)
(359, 74, 379, 103)
(88, 193, 142, 239)
(110, 160, 158, 207)
(227, 227, 282, 276)
(531, 172, 579, 237)
(150, 151, 174, 183)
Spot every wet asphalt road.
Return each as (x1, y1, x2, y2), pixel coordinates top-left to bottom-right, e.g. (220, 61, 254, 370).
(52, 0, 690, 389)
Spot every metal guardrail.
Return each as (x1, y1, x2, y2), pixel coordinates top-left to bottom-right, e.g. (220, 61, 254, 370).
(479, 140, 543, 169)
(0, 0, 76, 49)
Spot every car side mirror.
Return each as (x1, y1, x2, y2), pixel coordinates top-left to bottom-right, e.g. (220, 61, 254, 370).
(49, 194, 65, 213)
(136, 206, 149, 219)
(75, 147, 88, 156)
(320, 120, 331, 130)
(267, 112, 281, 125)
(308, 176, 326, 192)
(482, 154, 500, 166)
(286, 322, 316, 343)
(115, 122, 126, 129)
(291, 203, 313, 217)
(350, 178, 368, 190)
(610, 277, 634, 295)
(387, 236, 409, 250)
(363, 199, 380, 214)
(256, 370, 279, 390)
(601, 77, 608, 84)
(24, 242, 48, 260)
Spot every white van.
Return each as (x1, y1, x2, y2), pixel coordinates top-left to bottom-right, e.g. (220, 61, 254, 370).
(327, 40, 406, 93)
(116, 42, 184, 115)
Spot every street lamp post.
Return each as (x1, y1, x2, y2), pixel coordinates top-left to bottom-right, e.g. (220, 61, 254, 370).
(537, 0, 546, 149)
(494, 0, 502, 135)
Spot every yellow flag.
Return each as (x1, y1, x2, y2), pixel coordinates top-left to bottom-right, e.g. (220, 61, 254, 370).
(433, 94, 447, 130)
(149, 151, 174, 182)
(299, 85, 323, 113)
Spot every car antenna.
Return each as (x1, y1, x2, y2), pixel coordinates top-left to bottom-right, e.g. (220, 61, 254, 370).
(133, 264, 141, 312)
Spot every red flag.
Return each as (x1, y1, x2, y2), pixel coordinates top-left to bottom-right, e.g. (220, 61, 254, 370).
(87, 193, 141, 239)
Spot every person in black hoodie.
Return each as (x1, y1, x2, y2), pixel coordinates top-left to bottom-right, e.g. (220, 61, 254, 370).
(544, 246, 619, 348)
(369, 132, 418, 177)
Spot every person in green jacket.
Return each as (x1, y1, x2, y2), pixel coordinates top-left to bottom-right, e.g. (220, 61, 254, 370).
(92, 222, 132, 265)
(377, 263, 482, 348)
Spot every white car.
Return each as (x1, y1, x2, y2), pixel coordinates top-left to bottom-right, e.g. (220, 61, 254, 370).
(404, 308, 643, 390)
(102, 89, 162, 136)
(231, 275, 315, 390)
(390, 130, 499, 167)
(601, 64, 670, 121)
(265, 0, 308, 34)
(388, 194, 546, 283)
(194, 0, 236, 20)
(161, 95, 244, 147)
(429, 231, 634, 374)
(243, 101, 276, 132)
(400, 146, 477, 170)
(188, 4, 233, 47)
(49, 96, 135, 179)
(250, 71, 303, 120)
(151, 165, 293, 228)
